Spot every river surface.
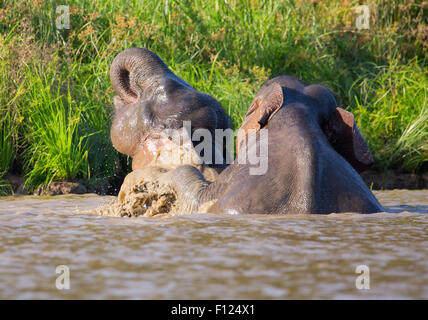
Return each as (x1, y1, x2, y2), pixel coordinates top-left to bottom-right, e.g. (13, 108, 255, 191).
(0, 190, 427, 299)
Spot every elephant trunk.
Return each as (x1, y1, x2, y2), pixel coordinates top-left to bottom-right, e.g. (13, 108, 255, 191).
(110, 47, 171, 104)
(158, 165, 210, 214)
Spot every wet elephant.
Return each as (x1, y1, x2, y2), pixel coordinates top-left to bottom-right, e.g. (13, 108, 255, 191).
(156, 76, 384, 214)
(109, 47, 231, 172)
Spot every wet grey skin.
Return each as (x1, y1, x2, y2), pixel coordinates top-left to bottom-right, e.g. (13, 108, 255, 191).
(109, 47, 231, 171)
(161, 76, 384, 214)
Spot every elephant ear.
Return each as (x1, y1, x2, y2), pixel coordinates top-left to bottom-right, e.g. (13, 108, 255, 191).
(324, 107, 373, 173)
(256, 82, 284, 128)
(237, 83, 284, 151)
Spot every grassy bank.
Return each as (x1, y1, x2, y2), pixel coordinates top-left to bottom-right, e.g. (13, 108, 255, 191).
(0, 0, 426, 194)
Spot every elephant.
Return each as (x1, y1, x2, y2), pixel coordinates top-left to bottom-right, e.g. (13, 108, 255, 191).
(151, 76, 384, 215)
(109, 47, 231, 172)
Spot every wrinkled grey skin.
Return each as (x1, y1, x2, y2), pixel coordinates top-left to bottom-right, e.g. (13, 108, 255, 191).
(110, 47, 231, 170)
(161, 76, 384, 214)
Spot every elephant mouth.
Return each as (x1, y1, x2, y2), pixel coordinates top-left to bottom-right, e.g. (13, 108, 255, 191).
(131, 129, 203, 170)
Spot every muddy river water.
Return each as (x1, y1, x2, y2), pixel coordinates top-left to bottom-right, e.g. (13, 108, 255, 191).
(0, 190, 427, 299)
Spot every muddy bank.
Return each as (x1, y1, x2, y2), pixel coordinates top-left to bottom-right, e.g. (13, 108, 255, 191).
(3, 169, 428, 197)
(360, 170, 428, 190)
(3, 173, 122, 196)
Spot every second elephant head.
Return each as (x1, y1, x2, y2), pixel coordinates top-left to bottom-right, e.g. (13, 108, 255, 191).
(109, 47, 231, 170)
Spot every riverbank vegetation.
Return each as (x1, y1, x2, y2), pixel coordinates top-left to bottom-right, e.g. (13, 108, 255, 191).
(0, 0, 426, 194)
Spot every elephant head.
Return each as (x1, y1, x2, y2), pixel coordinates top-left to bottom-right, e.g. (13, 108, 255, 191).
(237, 78, 374, 174)
(109, 47, 231, 170)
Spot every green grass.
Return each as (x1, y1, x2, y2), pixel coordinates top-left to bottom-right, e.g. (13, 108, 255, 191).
(0, 0, 426, 193)
(21, 64, 92, 189)
(352, 57, 428, 172)
(0, 115, 14, 194)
